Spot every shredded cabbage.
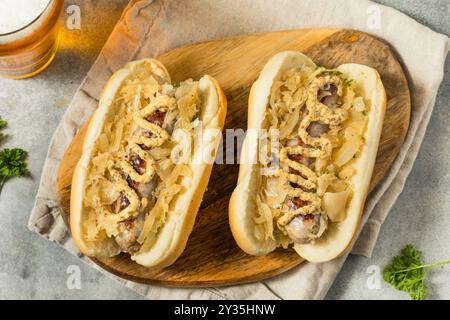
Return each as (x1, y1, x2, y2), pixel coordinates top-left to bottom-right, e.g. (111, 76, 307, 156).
(334, 136, 363, 167)
(254, 194, 275, 240)
(322, 188, 352, 222)
(82, 72, 200, 249)
(256, 64, 370, 241)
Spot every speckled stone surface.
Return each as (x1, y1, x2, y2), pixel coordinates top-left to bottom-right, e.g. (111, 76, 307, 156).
(0, 0, 448, 299)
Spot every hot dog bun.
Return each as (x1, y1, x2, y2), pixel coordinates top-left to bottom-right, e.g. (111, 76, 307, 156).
(229, 51, 386, 262)
(70, 58, 227, 268)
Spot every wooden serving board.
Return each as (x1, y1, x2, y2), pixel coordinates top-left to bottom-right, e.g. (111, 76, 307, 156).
(56, 29, 410, 287)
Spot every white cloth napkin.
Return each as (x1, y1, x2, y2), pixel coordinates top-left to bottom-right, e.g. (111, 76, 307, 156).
(28, 0, 449, 299)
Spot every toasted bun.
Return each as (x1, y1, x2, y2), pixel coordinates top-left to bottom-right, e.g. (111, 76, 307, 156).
(229, 51, 386, 262)
(132, 75, 227, 268)
(70, 59, 227, 268)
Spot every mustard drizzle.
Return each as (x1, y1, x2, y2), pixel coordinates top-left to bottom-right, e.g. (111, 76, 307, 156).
(276, 74, 348, 227)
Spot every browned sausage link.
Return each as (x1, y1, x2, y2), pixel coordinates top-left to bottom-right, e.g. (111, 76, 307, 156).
(318, 83, 339, 108)
(307, 121, 329, 138)
(285, 197, 307, 211)
(147, 109, 166, 126)
(139, 111, 167, 148)
(289, 153, 314, 167)
(115, 214, 145, 253)
(126, 176, 155, 199)
(278, 76, 343, 230)
(113, 193, 130, 214)
(285, 213, 327, 244)
(287, 138, 314, 167)
(126, 176, 139, 191)
(131, 154, 146, 173)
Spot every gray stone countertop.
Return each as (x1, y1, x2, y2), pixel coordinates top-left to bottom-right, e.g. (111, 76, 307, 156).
(0, 0, 448, 299)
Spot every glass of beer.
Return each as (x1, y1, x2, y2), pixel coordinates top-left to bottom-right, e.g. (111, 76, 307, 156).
(0, 0, 64, 79)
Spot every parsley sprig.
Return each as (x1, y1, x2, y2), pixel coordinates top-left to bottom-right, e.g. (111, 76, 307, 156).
(383, 244, 450, 300)
(0, 117, 29, 193)
(0, 118, 7, 141)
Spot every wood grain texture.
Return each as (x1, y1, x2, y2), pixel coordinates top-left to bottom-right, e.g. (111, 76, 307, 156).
(56, 29, 410, 287)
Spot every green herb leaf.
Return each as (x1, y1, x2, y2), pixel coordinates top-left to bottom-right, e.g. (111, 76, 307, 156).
(344, 79, 354, 87)
(0, 118, 6, 130)
(0, 118, 7, 142)
(383, 244, 450, 300)
(329, 69, 343, 76)
(0, 148, 28, 192)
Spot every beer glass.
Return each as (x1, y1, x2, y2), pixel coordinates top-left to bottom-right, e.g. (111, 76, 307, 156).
(0, 0, 64, 79)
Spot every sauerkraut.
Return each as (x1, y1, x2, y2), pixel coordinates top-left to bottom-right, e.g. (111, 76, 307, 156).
(82, 72, 201, 252)
(257, 66, 369, 244)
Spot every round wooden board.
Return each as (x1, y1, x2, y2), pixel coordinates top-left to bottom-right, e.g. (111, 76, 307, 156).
(56, 29, 410, 287)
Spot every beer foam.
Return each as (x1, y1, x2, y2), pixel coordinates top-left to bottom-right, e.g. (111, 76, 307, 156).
(0, 0, 50, 34)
